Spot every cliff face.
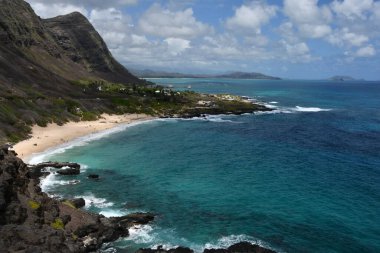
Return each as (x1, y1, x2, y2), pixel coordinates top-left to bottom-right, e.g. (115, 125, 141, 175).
(42, 12, 139, 84)
(0, 0, 143, 143)
(0, 0, 140, 88)
(0, 146, 154, 252)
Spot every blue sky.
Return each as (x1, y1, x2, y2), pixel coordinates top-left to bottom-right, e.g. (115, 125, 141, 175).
(27, 0, 380, 80)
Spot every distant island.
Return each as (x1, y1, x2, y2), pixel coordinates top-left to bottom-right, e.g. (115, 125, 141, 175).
(329, 76, 357, 81)
(130, 69, 282, 80)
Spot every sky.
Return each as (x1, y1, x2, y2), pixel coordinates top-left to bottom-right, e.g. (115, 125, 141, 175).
(26, 0, 380, 80)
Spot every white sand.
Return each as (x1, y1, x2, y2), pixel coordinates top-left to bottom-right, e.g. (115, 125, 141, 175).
(14, 113, 155, 161)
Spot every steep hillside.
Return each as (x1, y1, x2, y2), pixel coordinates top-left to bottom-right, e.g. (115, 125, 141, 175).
(0, 0, 144, 142)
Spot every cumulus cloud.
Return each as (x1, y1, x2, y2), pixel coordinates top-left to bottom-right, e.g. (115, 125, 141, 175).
(89, 8, 132, 49)
(355, 45, 376, 57)
(226, 1, 278, 34)
(284, 0, 332, 38)
(27, 0, 137, 13)
(327, 28, 369, 47)
(331, 0, 373, 20)
(279, 40, 315, 62)
(164, 38, 191, 55)
(29, 2, 88, 18)
(138, 4, 212, 39)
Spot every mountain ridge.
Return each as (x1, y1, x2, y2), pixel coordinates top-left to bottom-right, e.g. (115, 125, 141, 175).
(0, 0, 143, 142)
(130, 69, 282, 80)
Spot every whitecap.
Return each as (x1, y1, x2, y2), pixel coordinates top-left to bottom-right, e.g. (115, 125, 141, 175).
(263, 104, 279, 109)
(126, 225, 155, 244)
(76, 193, 114, 208)
(203, 234, 279, 253)
(205, 115, 242, 123)
(294, 106, 332, 112)
(269, 101, 278, 104)
(99, 209, 127, 217)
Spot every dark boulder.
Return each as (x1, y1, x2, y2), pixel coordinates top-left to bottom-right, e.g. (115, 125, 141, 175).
(70, 198, 85, 208)
(88, 174, 99, 179)
(56, 167, 80, 175)
(111, 212, 154, 227)
(136, 246, 194, 253)
(204, 242, 276, 253)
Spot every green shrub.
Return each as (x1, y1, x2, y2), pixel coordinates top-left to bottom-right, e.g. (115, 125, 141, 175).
(81, 111, 98, 121)
(28, 200, 41, 210)
(51, 218, 65, 230)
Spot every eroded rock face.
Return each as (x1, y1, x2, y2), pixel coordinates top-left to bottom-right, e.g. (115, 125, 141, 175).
(0, 146, 154, 252)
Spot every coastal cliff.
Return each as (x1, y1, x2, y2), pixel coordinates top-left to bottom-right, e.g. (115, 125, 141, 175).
(0, 146, 154, 252)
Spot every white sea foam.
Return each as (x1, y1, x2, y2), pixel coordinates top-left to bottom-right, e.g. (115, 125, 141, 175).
(99, 209, 127, 217)
(254, 104, 332, 116)
(76, 193, 114, 208)
(203, 234, 279, 253)
(294, 106, 332, 112)
(269, 101, 278, 104)
(264, 104, 279, 109)
(206, 115, 241, 123)
(126, 225, 155, 244)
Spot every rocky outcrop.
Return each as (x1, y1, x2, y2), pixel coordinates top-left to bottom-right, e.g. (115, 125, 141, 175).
(88, 174, 99, 179)
(203, 242, 276, 253)
(136, 246, 194, 253)
(57, 167, 80, 175)
(136, 242, 276, 253)
(70, 198, 85, 209)
(0, 146, 154, 252)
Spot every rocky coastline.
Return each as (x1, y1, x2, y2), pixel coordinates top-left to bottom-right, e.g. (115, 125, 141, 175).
(0, 145, 276, 253)
(0, 145, 153, 252)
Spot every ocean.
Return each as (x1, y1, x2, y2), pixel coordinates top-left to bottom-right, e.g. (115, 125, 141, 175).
(31, 79, 380, 253)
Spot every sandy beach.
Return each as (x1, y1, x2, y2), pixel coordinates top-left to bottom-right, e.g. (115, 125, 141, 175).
(14, 113, 155, 161)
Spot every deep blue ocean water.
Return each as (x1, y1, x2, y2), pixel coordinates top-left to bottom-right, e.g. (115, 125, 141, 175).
(34, 79, 380, 253)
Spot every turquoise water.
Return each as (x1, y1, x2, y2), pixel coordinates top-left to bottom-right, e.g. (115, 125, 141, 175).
(37, 79, 380, 253)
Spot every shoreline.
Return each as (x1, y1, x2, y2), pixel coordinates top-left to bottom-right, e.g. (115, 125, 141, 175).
(14, 113, 156, 162)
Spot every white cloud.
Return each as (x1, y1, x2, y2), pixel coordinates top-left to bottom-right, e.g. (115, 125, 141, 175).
(29, 2, 88, 18)
(27, 0, 138, 11)
(327, 28, 369, 47)
(164, 38, 191, 55)
(355, 45, 376, 57)
(331, 0, 373, 20)
(280, 40, 314, 62)
(373, 2, 380, 20)
(138, 4, 212, 39)
(298, 24, 332, 39)
(226, 1, 278, 34)
(89, 8, 132, 49)
(284, 0, 332, 38)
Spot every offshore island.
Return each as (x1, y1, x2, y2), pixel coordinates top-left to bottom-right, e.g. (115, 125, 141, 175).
(0, 0, 274, 252)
